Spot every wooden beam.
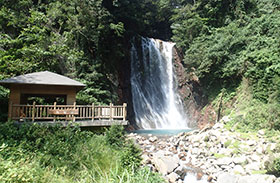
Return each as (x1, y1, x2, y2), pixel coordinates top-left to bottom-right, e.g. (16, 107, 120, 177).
(32, 101, 36, 122)
(123, 103, 127, 121)
(92, 103, 95, 122)
(73, 102, 76, 122)
(48, 109, 79, 115)
(53, 102, 56, 122)
(109, 103, 113, 121)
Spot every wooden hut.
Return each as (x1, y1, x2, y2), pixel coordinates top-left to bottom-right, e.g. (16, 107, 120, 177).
(0, 71, 85, 119)
(0, 71, 127, 126)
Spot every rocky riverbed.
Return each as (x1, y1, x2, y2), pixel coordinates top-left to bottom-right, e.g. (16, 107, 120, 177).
(127, 118, 280, 183)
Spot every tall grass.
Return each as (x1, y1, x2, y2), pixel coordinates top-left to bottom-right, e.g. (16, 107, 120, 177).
(0, 123, 164, 183)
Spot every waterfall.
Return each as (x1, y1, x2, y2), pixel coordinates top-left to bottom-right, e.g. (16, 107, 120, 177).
(130, 37, 189, 129)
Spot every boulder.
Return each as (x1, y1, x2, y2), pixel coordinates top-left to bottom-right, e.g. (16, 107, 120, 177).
(221, 116, 231, 123)
(251, 153, 261, 162)
(275, 178, 280, 183)
(216, 157, 233, 166)
(258, 130, 265, 136)
(246, 140, 256, 146)
(149, 136, 158, 143)
(213, 122, 225, 129)
(256, 146, 264, 154)
(233, 155, 247, 165)
(217, 173, 239, 183)
(167, 172, 179, 183)
(152, 153, 179, 175)
(232, 165, 245, 175)
(141, 154, 151, 164)
(244, 162, 260, 172)
(237, 174, 276, 183)
(183, 172, 208, 183)
(270, 143, 277, 151)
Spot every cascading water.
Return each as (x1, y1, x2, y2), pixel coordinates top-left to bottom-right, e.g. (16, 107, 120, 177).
(130, 37, 189, 129)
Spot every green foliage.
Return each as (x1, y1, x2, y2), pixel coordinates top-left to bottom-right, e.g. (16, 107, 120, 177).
(171, 0, 280, 104)
(231, 101, 280, 132)
(0, 122, 162, 183)
(129, 167, 166, 183)
(210, 79, 280, 133)
(273, 158, 280, 176)
(266, 157, 280, 177)
(120, 142, 142, 169)
(105, 124, 126, 148)
(104, 0, 175, 40)
(0, 0, 124, 106)
(0, 86, 9, 121)
(171, 0, 255, 51)
(0, 157, 66, 183)
(105, 125, 142, 169)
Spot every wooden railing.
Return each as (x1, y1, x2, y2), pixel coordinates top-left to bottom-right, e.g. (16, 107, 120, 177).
(9, 102, 127, 122)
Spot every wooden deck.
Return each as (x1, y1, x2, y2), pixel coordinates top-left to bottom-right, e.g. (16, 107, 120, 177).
(15, 120, 128, 127)
(10, 102, 128, 127)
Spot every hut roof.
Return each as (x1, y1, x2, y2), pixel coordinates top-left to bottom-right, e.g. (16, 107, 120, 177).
(0, 71, 85, 87)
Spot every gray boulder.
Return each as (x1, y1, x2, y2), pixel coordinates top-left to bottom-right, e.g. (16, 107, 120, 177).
(217, 173, 239, 183)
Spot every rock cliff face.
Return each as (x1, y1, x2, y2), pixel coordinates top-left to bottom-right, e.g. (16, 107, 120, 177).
(172, 47, 206, 128)
(116, 38, 136, 129)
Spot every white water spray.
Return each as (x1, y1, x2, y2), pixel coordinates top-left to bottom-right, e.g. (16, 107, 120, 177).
(130, 37, 189, 129)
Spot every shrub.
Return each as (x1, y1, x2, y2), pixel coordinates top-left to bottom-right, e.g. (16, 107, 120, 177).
(105, 125, 143, 169)
(120, 141, 142, 169)
(266, 157, 280, 177)
(104, 124, 126, 148)
(0, 122, 158, 183)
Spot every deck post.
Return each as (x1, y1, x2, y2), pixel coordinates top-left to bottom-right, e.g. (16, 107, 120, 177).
(8, 102, 13, 120)
(53, 102, 57, 122)
(92, 103, 95, 122)
(73, 102, 76, 122)
(32, 101, 36, 122)
(109, 103, 113, 121)
(98, 106, 100, 120)
(123, 103, 127, 121)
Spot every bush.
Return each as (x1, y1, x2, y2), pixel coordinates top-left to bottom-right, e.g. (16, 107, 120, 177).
(266, 157, 280, 177)
(120, 142, 142, 169)
(274, 158, 280, 176)
(105, 124, 126, 148)
(105, 125, 142, 169)
(0, 122, 159, 183)
(229, 100, 280, 132)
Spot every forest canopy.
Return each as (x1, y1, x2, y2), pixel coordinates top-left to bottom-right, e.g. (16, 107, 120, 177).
(1, 0, 280, 123)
